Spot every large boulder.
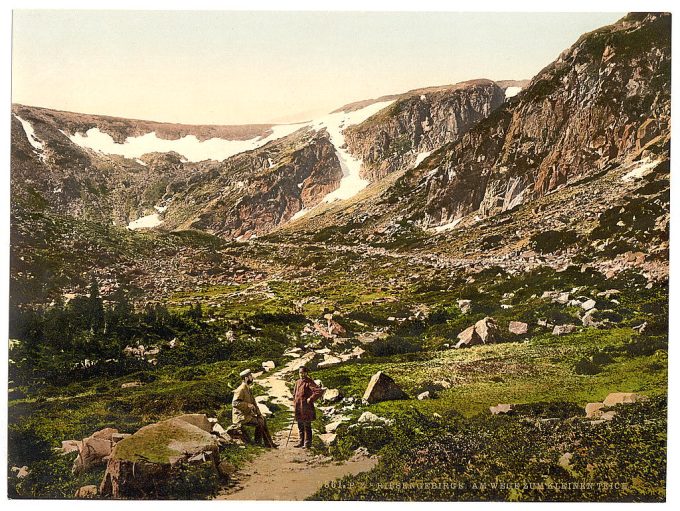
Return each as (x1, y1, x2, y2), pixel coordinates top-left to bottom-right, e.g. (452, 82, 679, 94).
(603, 392, 647, 406)
(99, 416, 220, 499)
(362, 371, 408, 404)
(173, 414, 213, 433)
(455, 325, 481, 348)
(72, 428, 118, 474)
(475, 317, 500, 342)
(455, 317, 501, 348)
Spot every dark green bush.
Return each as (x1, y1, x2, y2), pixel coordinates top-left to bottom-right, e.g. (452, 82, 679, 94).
(530, 229, 578, 253)
(367, 336, 422, 357)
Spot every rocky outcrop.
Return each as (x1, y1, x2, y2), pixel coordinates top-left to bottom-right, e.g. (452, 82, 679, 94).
(344, 80, 506, 181)
(389, 13, 670, 229)
(10, 105, 341, 239)
(99, 415, 220, 499)
(170, 128, 343, 237)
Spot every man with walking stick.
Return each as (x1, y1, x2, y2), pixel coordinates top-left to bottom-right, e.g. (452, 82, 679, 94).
(292, 366, 324, 449)
(231, 369, 277, 448)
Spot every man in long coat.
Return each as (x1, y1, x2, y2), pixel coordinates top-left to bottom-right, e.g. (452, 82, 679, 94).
(293, 366, 325, 448)
(232, 369, 276, 448)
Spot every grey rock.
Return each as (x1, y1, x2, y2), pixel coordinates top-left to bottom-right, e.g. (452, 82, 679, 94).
(362, 371, 408, 403)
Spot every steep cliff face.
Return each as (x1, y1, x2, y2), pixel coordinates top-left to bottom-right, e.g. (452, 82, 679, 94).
(343, 80, 507, 181)
(394, 12, 670, 227)
(165, 129, 342, 238)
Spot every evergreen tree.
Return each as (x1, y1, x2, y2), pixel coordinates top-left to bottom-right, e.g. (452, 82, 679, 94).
(88, 276, 105, 334)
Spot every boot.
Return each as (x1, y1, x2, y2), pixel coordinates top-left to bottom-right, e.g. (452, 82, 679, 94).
(293, 421, 305, 448)
(303, 422, 313, 449)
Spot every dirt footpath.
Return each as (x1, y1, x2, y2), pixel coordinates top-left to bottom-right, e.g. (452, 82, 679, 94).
(216, 356, 377, 500)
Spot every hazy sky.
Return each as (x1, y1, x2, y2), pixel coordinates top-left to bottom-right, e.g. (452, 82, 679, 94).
(12, 11, 624, 125)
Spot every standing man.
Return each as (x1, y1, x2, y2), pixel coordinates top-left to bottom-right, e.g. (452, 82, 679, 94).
(293, 366, 325, 448)
(232, 369, 277, 448)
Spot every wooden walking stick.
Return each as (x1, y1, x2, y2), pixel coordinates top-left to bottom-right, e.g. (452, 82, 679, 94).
(285, 420, 295, 447)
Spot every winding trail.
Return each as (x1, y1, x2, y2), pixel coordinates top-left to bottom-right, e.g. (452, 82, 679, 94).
(216, 355, 377, 500)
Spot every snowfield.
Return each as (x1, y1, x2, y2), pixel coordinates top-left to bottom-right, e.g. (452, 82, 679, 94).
(127, 213, 163, 230)
(15, 115, 45, 151)
(621, 157, 662, 181)
(65, 123, 306, 163)
(282, 100, 394, 225)
(312, 100, 394, 203)
(289, 208, 310, 222)
(414, 151, 432, 168)
(433, 217, 463, 233)
(505, 86, 522, 99)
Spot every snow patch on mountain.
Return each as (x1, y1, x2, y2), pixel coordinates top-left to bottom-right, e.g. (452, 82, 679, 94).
(621, 157, 662, 182)
(505, 86, 522, 99)
(414, 151, 432, 168)
(312, 100, 394, 203)
(15, 115, 45, 152)
(432, 218, 463, 233)
(65, 123, 306, 163)
(290, 208, 310, 222)
(127, 213, 163, 230)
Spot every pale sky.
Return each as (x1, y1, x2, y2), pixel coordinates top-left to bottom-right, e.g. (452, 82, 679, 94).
(12, 10, 624, 125)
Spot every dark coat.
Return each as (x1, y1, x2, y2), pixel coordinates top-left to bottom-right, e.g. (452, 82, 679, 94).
(293, 376, 324, 422)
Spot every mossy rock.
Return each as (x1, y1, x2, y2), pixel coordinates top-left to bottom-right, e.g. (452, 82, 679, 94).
(111, 417, 219, 465)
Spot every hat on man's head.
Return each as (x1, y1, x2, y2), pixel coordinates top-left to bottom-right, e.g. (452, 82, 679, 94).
(240, 369, 252, 378)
